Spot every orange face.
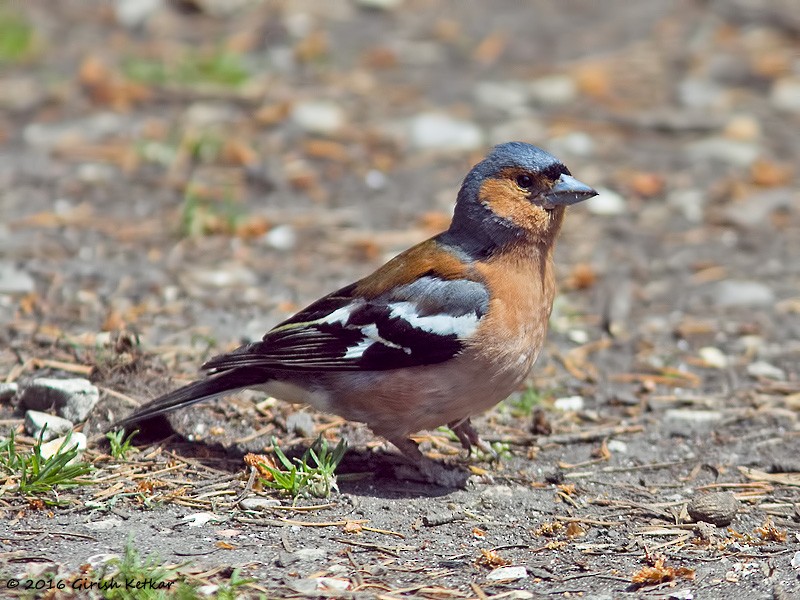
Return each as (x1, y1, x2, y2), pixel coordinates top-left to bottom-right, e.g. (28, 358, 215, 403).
(477, 167, 566, 242)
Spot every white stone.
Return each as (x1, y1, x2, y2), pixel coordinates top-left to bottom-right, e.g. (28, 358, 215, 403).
(665, 409, 723, 424)
(408, 112, 484, 152)
(489, 117, 546, 147)
(528, 75, 577, 105)
(0, 262, 35, 294)
(585, 188, 626, 216)
(771, 77, 800, 113)
(486, 566, 528, 581)
(182, 512, 224, 527)
(723, 189, 793, 229)
(24, 410, 74, 441)
(115, 0, 162, 28)
(188, 265, 257, 288)
(679, 78, 727, 110)
(239, 497, 281, 511)
(667, 189, 705, 223)
(291, 101, 345, 135)
(19, 378, 100, 422)
(183, 102, 238, 127)
(687, 138, 760, 167)
(746, 361, 785, 381)
(314, 577, 350, 591)
(262, 224, 296, 251)
(355, 0, 402, 10)
(607, 439, 628, 454)
(698, 347, 728, 369)
(791, 550, 800, 569)
(38, 432, 87, 461)
(554, 396, 584, 412)
(286, 411, 315, 437)
(548, 132, 595, 157)
(714, 280, 774, 307)
(365, 169, 387, 190)
(84, 517, 124, 531)
(474, 81, 529, 114)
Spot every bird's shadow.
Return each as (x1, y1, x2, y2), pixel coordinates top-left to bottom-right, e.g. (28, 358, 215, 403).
(114, 416, 466, 498)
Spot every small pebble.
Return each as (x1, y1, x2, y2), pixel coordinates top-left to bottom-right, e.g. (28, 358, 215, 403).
(290, 100, 345, 136)
(115, 0, 161, 27)
(285, 411, 315, 437)
(489, 117, 546, 147)
(667, 189, 705, 223)
(262, 225, 296, 251)
(585, 188, 626, 216)
(722, 189, 793, 229)
(528, 75, 577, 105)
(354, 0, 402, 9)
(746, 361, 786, 381)
(18, 378, 100, 422)
(714, 280, 774, 307)
(188, 265, 257, 288)
(606, 439, 628, 454)
(38, 432, 87, 462)
(473, 81, 529, 114)
(24, 410, 74, 441)
(686, 137, 760, 167)
(239, 497, 281, 511)
(486, 566, 528, 582)
(84, 518, 124, 531)
(687, 491, 739, 527)
(547, 132, 595, 158)
(698, 347, 728, 369)
(314, 577, 350, 591)
(0, 262, 35, 294)
(553, 396, 584, 412)
(408, 112, 484, 152)
(771, 77, 800, 114)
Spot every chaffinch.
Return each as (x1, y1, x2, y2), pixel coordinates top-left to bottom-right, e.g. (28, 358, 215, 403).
(114, 142, 596, 479)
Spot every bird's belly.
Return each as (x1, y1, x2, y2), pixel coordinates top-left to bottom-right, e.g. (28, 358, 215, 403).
(315, 348, 537, 439)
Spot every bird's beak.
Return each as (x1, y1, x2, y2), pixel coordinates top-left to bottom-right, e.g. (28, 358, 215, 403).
(543, 174, 597, 207)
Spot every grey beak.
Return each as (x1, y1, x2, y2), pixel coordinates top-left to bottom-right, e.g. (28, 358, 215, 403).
(543, 174, 597, 206)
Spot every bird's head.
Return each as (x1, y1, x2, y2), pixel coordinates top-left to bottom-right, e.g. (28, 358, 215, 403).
(449, 142, 597, 252)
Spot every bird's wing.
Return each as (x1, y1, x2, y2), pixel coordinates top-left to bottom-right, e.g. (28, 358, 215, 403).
(203, 274, 489, 373)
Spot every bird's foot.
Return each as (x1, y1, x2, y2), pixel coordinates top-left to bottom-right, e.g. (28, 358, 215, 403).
(448, 418, 497, 461)
(387, 436, 469, 488)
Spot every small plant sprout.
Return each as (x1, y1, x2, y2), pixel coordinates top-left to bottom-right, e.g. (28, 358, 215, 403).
(0, 427, 93, 501)
(258, 436, 348, 499)
(106, 428, 139, 460)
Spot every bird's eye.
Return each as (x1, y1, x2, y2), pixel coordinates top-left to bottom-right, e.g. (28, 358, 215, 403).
(516, 174, 533, 189)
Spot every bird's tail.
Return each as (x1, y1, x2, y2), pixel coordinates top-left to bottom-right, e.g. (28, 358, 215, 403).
(111, 368, 266, 430)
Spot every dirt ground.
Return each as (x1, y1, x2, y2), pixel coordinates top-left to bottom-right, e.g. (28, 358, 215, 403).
(2, 0, 800, 598)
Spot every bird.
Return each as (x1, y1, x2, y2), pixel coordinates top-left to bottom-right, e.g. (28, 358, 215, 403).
(113, 142, 596, 479)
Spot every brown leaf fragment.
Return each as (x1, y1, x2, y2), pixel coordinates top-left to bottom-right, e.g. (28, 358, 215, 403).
(244, 452, 277, 481)
(632, 556, 695, 586)
(476, 549, 510, 569)
(565, 522, 586, 539)
(342, 521, 363, 534)
(78, 56, 150, 110)
(756, 517, 787, 542)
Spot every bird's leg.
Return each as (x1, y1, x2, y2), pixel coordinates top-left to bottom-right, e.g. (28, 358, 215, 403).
(387, 436, 427, 463)
(448, 418, 497, 459)
(386, 436, 469, 487)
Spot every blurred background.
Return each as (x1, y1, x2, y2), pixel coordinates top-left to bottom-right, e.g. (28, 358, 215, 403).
(1, 0, 798, 415)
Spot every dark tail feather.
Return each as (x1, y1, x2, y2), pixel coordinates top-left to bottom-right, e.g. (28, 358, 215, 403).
(111, 368, 267, 430)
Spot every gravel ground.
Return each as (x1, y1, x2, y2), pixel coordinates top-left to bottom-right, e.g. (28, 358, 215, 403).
(1, 1, 800, 598)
